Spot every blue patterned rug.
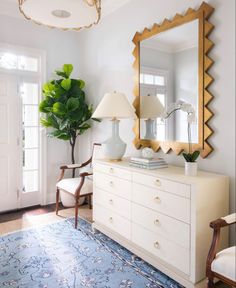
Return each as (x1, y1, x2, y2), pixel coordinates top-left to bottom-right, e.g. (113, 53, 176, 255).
(0, 218, 182, 288)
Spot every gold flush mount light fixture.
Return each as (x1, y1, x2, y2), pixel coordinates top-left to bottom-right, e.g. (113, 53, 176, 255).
(18, 0, 101, 31)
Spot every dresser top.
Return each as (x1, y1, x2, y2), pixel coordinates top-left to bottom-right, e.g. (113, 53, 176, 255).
(94, 158, 228, 184)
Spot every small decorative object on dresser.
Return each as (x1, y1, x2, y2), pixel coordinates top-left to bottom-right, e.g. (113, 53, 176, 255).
(92, 92, 137, 161)
(93, 159, 229, 288)
(141, 147, 154, 159)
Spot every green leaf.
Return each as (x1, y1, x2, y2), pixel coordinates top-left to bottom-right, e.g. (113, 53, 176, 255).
(52, 102, 67, 116)
(58, 120, 67, 130)
(66, 98, 80, 112)
(47, 114, 59, 129)
(55, 70, 67, 78)
(191, 151, 200, 162)
(183, 153, 190, 162)
(48, 130, 71, 140)
(43, 82, 55, 95)
(40, 118, 52, 127)
(63, 64, 73, 78)
(61, 79, 71, 91)
(39, 100, 50, 113)
(78, 79, 85, 89)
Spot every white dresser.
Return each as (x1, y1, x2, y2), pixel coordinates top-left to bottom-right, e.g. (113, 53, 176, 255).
(93, 159, 229, 288)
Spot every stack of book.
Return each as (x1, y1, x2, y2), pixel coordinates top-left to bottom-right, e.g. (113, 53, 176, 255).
(129, 157, 168, 170)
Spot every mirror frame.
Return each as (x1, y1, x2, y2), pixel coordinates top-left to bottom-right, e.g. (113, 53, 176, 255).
(132, 2, 214, 158)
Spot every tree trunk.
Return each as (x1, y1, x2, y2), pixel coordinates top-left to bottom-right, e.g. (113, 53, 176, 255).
(70, 137, 76, 178)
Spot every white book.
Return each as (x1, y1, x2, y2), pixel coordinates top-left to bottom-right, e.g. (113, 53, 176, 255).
(131, 157, 166, 164)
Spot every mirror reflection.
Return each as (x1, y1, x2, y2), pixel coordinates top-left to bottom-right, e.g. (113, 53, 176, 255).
(140, 19, 199, 143)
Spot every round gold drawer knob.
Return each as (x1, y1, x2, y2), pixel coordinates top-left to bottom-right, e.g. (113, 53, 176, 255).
(154, 196, 161, 202)
(154, 219, 160, 225)
(154, 241, 160, 249)
(155, 179, 161, 186)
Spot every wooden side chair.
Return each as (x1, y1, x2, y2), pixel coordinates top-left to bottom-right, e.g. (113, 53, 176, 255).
(56, 143, 101, 228)
(206, 213, 236, 287)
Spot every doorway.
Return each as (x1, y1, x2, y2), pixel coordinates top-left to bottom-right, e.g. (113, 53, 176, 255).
(0, 44, 46, 212)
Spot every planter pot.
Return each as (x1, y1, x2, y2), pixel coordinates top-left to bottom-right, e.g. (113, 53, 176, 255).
(60, 190, 85, 208)
(185, 162, 198, 176)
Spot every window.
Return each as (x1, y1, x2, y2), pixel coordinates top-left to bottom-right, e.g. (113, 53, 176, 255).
(0, 52, 38, 72)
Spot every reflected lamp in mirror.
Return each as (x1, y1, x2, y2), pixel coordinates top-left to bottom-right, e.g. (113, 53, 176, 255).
(92, 91, 137, 161)
(140, 95, 164, 139)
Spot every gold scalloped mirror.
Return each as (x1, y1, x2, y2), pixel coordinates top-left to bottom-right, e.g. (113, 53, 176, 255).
(132, 2, 214, 158)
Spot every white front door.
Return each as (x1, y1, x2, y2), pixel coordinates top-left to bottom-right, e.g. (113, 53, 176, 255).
(0, 74, 19, 211)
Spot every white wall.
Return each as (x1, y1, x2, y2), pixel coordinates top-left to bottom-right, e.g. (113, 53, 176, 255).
(0, 15, 81, 203)
(77, 0, 235, 243)
(174, 47, 198, 143)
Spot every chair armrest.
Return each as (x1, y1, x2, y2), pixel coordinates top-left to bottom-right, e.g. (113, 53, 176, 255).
(60, 163, 83, 170)
(210, 213, 236, 229)
(79, 172, 93, 177)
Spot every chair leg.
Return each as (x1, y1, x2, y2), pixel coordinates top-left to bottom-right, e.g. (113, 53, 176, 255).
(75, 197, 79, 229)
(88, 195, 92, 209)
(56, 188, 60, 215)
(207, 278, 215, 288)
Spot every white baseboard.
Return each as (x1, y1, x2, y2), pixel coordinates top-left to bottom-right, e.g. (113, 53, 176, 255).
(46, 193, 56, 205)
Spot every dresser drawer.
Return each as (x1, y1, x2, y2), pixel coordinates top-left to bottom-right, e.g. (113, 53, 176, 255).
(94, 188, 131, 220)
(132, 172, 190, 198)
(93, 204, 131, 240)
(94, 163, 132, 180)
(132, 223, 190, 275)
(94, 172, 132, 200)
(132, 183, 190, 223)
(132, 203, 190, 248)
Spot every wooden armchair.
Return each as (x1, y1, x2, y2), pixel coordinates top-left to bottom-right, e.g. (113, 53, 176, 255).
(56, 143, 101, 228)
(206, 213, 236, 287)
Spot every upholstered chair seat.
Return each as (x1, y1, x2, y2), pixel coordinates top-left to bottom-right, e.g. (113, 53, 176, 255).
(57, 177, 93, 196)
(211, 246, 236, 282)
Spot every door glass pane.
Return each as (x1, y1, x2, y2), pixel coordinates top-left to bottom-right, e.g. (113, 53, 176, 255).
(24, 149, 38, 170)
(24, 127, 38, 148)
(0, 53, 17, 69)
(18, 56, 38, 72)
(144, 74, 154, 84)
(21, 83, 38, 104)
(23, 171, 38, 193)
(155, 75, 165, 86)
(23, 105, 38, 126)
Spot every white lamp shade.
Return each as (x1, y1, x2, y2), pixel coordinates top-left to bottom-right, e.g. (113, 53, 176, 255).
(140, 96, 164, 119)
(92, 92, 137, 119)
(19, 0, 100, 30)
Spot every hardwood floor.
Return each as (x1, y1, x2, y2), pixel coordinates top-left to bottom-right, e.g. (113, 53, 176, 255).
(0, 203, 64, 223)
(0, 204, 92, 236)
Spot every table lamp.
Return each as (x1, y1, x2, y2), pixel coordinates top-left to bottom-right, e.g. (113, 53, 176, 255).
(92, 91, 137, 161)
(140, 95, 164, 139)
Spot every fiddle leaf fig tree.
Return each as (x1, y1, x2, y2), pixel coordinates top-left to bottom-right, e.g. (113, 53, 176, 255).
(39, 64, 99, 167)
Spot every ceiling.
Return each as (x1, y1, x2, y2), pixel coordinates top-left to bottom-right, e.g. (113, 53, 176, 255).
(0, 0, 133, 21)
